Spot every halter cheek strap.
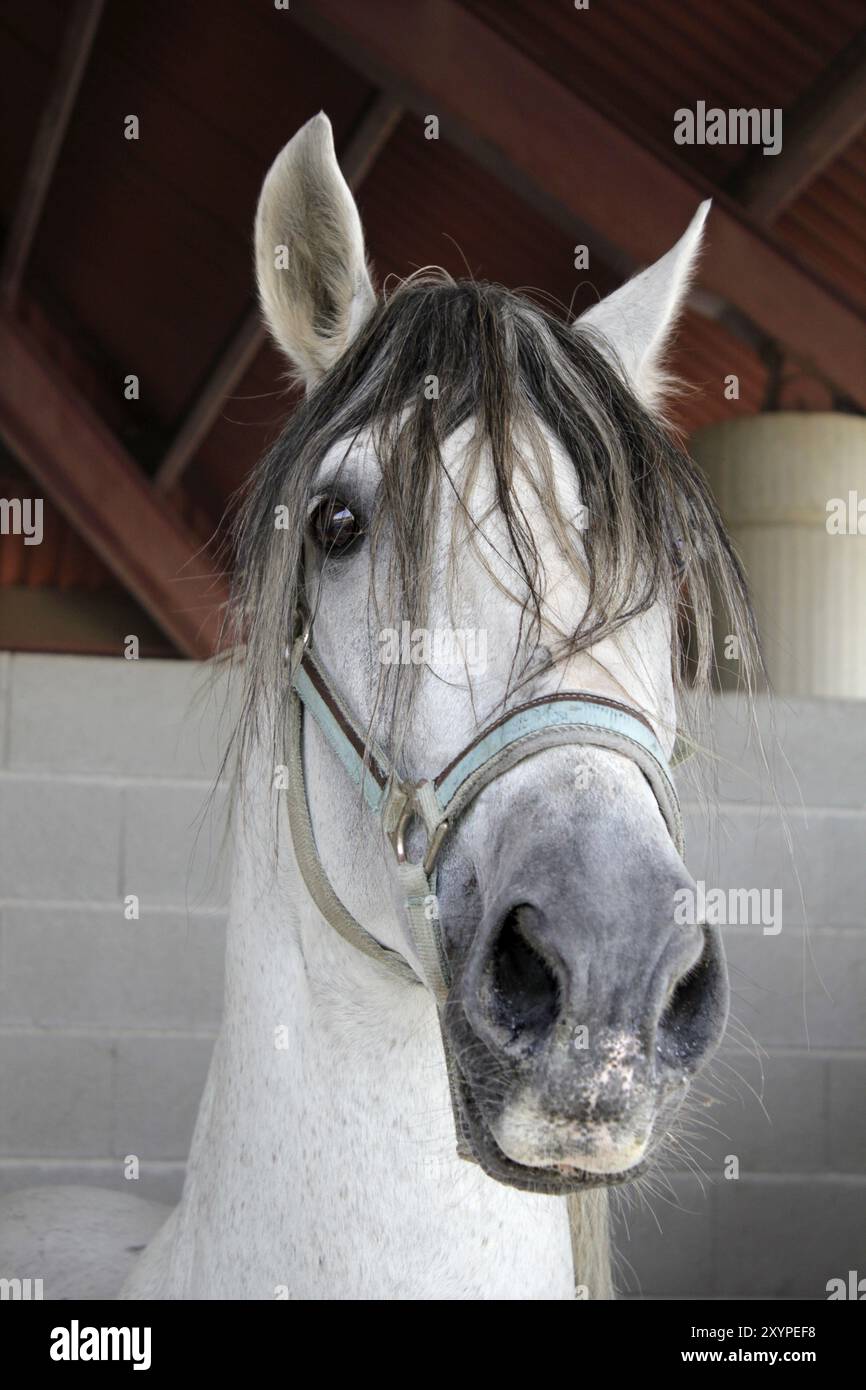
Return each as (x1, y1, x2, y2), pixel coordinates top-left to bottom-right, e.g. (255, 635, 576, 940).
(285, 635, 684, 1007)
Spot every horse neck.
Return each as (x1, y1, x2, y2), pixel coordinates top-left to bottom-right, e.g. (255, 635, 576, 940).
(172, 772, 582, 1300)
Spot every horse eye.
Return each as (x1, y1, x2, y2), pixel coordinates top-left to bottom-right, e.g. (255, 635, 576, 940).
(308, 497, 363, 556)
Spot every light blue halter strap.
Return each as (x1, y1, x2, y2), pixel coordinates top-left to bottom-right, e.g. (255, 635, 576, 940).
(292, 656, 390, 814)
(288, 641, 684, 1005)
(432, 692, 681, 843)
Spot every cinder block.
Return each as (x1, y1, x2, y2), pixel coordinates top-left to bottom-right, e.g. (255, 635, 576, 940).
(827, 1056, 866, 1173)
(680, 805, 866, 930)
(0, 653, 10, 767)
(113, 1036, 215, 1161)
(714, 1176, 866, 1299)
(121, 782, 231, 909)
(611, 1171, 715, 1298)
(680, 805, 808, 927)
(698, 1049, 827, 1174)
(723, 927, 866, 1050)
(0, 777, 122, 902)
(0, 905, 226, 1030)
(0, 1159, 185, 1206)
(805, 815, 866, 928)
(0, 1034, 113, 1157)
(8, 654, 237, 781)
(681, 696, 866, 811)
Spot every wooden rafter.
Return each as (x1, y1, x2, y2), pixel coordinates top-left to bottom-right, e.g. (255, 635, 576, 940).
(0, 314, 229, 658)
(293, 0, 866, 408)
(153, 307, 263, 495)
(731, 25, 866, 223)
(1, 0, 105, 306)
(154, 93, 403, 493)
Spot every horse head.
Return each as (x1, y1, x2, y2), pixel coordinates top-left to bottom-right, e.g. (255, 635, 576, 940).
(233, 113, 758, 1193)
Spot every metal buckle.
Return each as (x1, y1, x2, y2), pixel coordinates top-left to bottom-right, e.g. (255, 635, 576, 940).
(293, 606, 311, 647)
(286, 607, 311, 664)
(386, 781, 449, 875)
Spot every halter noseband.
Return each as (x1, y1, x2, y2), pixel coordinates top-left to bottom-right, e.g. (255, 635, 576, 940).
(284, 615, 685, 1188)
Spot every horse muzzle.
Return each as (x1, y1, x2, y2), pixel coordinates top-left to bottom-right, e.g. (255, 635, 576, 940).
(435, 762, 728, 1193)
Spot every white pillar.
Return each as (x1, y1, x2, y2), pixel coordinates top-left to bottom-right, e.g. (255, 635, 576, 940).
(692, 413, 866, 698)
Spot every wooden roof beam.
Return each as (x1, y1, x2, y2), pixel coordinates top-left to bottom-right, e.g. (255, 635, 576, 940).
(154, 93, 403, 494)
(731, 25, 866, 223)
(0, 313, 229, 658)
(293, 0, 866, 408)
(1, 0, 105, 307)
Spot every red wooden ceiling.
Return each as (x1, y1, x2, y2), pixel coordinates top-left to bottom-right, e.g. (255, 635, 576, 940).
(0, 0, 863, 652)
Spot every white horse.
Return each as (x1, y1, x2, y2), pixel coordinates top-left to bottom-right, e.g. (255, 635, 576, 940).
(0, 114, 758, 1300)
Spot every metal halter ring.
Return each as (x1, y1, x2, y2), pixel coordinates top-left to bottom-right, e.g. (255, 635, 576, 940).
(292, 606, 311, 648)
(386, 781, 449, 875)
(286, 608, 312, 666)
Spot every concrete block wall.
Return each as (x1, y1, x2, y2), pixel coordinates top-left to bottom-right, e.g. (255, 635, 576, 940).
(615, 696, 866, 1299)
(0, 653, 864, 1296)
(0, 652, 231, 1206)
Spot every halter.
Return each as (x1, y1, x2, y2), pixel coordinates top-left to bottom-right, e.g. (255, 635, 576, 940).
(285, 613, 686, 1190)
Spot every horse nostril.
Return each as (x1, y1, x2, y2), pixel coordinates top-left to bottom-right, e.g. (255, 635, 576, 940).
(483, 905, 560, 1049)
(656, 929, 725, 1069)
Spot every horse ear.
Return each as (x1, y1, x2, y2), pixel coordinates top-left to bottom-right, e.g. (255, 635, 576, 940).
(576, 201, 711, 411)
(254, 112, 376, 387)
